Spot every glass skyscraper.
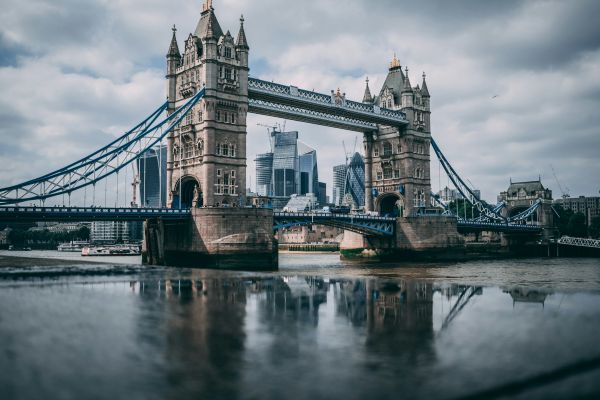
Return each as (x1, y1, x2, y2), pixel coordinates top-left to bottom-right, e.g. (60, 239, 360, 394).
(255, 129, 322, 208)
(344, 152, 365, 208)
(332, 164, 348, 206)
(255, 152, 273, 196)
(137, 145, 167, 207)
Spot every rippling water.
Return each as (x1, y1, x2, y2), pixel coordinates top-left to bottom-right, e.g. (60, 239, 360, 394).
(1, 252, 600, 400)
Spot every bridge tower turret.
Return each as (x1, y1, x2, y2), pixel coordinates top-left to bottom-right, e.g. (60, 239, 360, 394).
(368, 56, 432, 217)
(166, 25, 181, 114)
(166, 0, 249, 209)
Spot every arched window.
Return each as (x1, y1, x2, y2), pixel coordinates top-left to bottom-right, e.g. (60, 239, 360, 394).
(383, 142, 392, 156)
(196, 139, 204, 155)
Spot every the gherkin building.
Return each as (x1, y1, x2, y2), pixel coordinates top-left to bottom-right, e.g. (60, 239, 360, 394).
(344, 152, 365, 208)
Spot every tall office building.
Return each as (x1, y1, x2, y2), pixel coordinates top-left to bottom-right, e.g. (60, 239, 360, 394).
(318, 182, 327, 205)
(138, 145, 167, 207)
(272, 131, 299, 197)
(91, 221, 130, 244)
(332, 164, 348, 206)
(298, 142, 319, 196)
(255, 152, 273, 196)
(344, 152, 365, 209)
(256, 129, 322, 209)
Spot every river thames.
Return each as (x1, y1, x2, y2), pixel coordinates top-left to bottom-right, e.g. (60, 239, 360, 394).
(1, 251, 600, 400)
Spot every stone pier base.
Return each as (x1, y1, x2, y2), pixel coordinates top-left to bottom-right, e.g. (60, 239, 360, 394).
(340, 216, 465, 261)
(144, 207, 278, 270)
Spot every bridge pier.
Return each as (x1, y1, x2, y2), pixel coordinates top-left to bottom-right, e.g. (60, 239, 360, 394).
(340, 216, 465, 260)
(144, 208, 278, 269)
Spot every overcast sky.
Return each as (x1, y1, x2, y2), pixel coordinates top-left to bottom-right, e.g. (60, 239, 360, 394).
(1, 0, 599, 205)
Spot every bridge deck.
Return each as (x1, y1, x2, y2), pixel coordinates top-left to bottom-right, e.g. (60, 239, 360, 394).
(0, 206, 191, 222)
(0, 207, 544, 235)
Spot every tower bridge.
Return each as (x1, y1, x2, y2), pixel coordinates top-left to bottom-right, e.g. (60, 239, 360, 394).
(0, 1, 553, 268)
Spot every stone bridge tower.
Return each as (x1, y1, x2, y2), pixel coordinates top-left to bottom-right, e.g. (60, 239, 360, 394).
(166, 0, 249, 208)
(363, 55, 431, 217)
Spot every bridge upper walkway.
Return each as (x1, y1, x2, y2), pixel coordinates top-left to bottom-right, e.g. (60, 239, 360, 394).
(248, 78, 408, 132)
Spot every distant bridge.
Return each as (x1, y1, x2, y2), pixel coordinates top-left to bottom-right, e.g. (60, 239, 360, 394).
(557, 236, 600, 249)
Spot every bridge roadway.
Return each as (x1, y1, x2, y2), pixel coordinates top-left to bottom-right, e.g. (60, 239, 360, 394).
(0, 206, 542, 235)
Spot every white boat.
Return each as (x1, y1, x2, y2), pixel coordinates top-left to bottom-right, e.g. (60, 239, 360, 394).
(81, 245, 141, 256)
(58, 241, 89, 252)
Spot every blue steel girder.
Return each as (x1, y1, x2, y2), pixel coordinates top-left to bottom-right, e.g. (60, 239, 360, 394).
(0, 89, 205, 205)
(248, 78, 409, 131)
(273, 212, 396, 237)
(457, 220, 542, 234)
(0, 206, 191, 222)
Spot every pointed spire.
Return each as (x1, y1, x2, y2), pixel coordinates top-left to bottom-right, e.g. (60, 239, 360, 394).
(195, 0, 223, 39)
(205, 12, 216, 38)
(362, 77, 373, 103)
(402, 66, 413, 93)
(236, 15, 249, 49)
(421, 71, 430, 97)
(390, 53, 401, 70)
(202, 0, 213, 12)
(167, 25, 181, 58)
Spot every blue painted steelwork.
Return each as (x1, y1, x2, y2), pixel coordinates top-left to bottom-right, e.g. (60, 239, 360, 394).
(0, 88, 206, 205)
(457, 220, 541, 233)
(508, 199, 542, 222)
(248, 78, 408, 131)
(431, 139, 506, 223)
(273, 211, 396, 237)
(0, 206, 190, 222)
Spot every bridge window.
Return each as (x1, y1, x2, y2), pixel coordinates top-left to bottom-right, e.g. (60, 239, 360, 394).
(221, 143, 229, 156)
(224, 47, 232, 58)
(183, 137, 194, 159)
(383, 165, 392, 179)
(225, 67, 232, 80)
(397, 143, 402, 153)
(373, 147, 379, 157)
(376, 170, 383, 180)
(198, 111, 203, 122)
(383, 142, 392, 156)
(394, 169, 400, 178)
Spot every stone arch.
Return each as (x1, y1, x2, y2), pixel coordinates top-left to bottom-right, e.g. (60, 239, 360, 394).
(376, 192, 403, 217)
(173, 175, 201, 209)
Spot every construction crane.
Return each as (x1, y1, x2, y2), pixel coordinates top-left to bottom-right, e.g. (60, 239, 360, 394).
(550, 164, 570, 200)
(130, 163, 140, 207)
(342, 136, 358, 165)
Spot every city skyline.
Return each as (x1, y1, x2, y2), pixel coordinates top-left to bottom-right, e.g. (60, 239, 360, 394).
(0, 0, 599, 204)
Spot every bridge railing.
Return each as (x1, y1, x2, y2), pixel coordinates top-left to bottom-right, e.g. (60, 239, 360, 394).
(273, 211, 396, 222)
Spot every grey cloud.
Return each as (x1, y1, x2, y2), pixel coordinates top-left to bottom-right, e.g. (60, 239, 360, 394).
(1, 0, 599, 202)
